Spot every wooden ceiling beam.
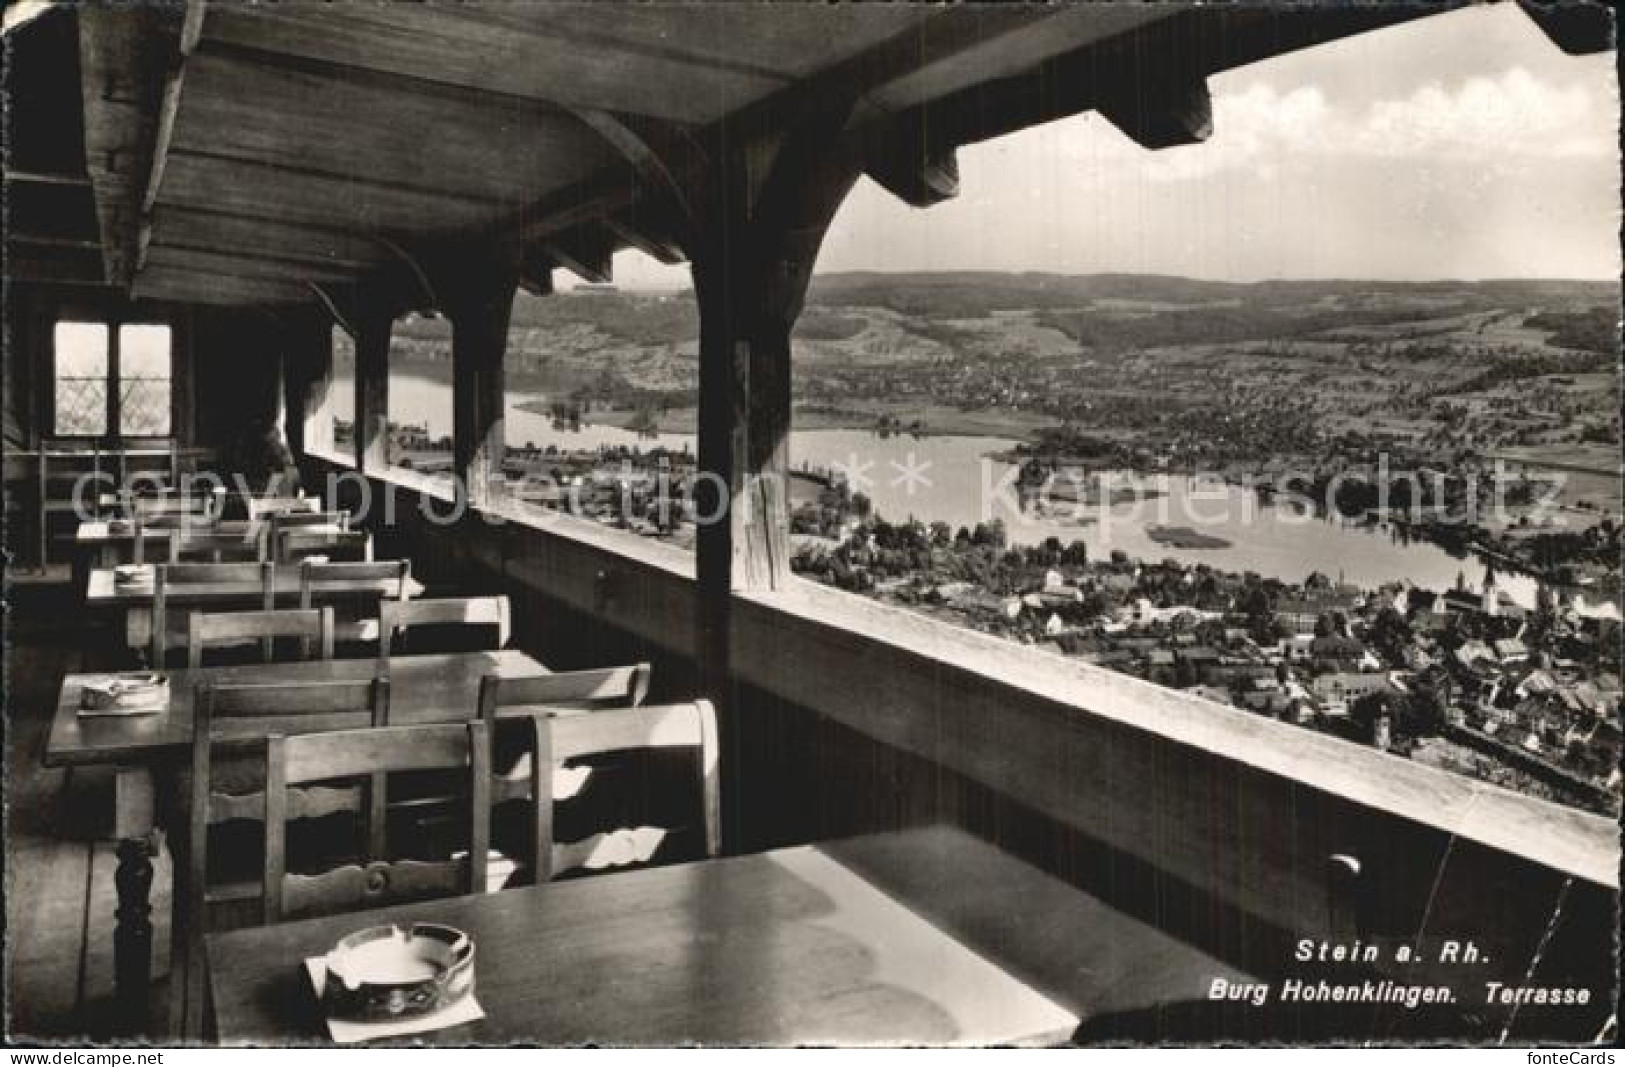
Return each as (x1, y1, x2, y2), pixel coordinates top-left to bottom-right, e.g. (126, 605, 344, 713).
(78, 3, 178, 286)
(197, 4, 784, 125)
(605, 216, 686, 266)
(518, 248, 555, 298)
(165, 147, 518, 209)
(883, 5, 1451, 159)
(192, 34, 576, 127)
(864, 137, 960, 209)
(131, 264, 312, 306)
(1096, 77, 1213, 151)
(3, 169, 91, 187)
(152, 205, 391, 268)
(1517, 0, 1615, 55)
(157, 151, 501, 234)
(8, 234, 104, 251)
(142, 244, 360, 285)
(542, 229, 615, 285)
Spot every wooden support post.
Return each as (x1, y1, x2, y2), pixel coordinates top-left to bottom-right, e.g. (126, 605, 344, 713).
(444, 248, 519, 511)
(281, 313, 334, 460)
(353, 307, 392, 475)
(681, 122, 863, 849)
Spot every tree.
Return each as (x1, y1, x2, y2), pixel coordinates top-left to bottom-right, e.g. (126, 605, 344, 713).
(1367, 606, 1413, 667)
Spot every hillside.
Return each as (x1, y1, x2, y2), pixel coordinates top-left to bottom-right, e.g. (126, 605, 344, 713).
(352, 272, 1618, 462)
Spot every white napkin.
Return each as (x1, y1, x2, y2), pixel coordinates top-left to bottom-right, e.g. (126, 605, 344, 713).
(303, 957, 484, 1044)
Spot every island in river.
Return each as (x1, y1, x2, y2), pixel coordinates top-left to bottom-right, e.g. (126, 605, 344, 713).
(1145, 525, 1233, 549)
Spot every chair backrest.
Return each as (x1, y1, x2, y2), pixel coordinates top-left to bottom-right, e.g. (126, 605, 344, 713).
(187, 607, 335, 668)
(190, 676, 389, 823)
(195, 675, 391, 836)
(165, 526, 270, 564)
(527, 700, 719, 882)
(152, 561, 274, 666)
(130, 514, 217, 564)
(270, 509, 348, 531)
(298, 559, 411, 605)
(276, 526, 371, 564)
(477, 663, 653, 721)
(477, 664, 653, 802)
(379, 595, 511, 661)
(263, 721, 490, 922)
(128, 492, 212, 521)
(244, 495, 321, 521)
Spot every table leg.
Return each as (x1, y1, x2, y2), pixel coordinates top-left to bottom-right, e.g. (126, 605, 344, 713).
(114, 837, 157, 1035)
(113, 767, 158, 1036)
(126, 608, 151, 667)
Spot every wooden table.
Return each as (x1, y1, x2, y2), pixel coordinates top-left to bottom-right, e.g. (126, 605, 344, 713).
(43, 648, 546, 1034)
(207, 827, 1088, 1046)
(85, 566, 424, 654)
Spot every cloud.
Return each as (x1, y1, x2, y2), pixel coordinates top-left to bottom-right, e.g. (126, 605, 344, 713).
(1355, 67, 1609, 159)
(1081, 67, 1615, 183)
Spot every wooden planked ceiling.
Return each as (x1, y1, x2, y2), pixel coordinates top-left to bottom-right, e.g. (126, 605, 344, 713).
(40, 0, 1600, 313)
(169, 50, 625, 208)
(120, 1, 977, 309)
(196, 3, 938, 126)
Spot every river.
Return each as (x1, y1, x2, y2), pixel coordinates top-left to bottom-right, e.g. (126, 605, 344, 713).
(335, 373, 1620, 617)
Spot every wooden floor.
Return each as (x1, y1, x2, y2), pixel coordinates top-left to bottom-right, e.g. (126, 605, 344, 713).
(5, 568, 174, 1040)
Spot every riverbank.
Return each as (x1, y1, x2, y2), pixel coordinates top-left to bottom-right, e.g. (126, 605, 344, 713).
(530, 400, 1059, 441)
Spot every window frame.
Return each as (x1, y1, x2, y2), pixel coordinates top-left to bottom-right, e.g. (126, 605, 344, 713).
(50, 316, 175, 441)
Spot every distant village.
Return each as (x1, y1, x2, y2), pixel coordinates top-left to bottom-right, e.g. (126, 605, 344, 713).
(791, 506, 1622, 816)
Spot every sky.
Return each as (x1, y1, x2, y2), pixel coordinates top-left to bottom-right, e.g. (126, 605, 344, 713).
(605, 3, 1619, 289)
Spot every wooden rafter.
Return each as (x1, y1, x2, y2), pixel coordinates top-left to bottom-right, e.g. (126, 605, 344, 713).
(542, 230, 615, 286)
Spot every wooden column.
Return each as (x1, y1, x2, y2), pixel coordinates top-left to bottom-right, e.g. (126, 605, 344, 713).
(281, 312, 334, 459)
(353, 307, 392, 475)
(444, 248, 519, 510)
(681, 124, 862, 849)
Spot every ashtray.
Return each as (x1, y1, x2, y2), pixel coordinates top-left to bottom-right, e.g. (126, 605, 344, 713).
(319, 924, 475, 1022)
(80, 673, 169, 712)
(113, 564, 152, 584)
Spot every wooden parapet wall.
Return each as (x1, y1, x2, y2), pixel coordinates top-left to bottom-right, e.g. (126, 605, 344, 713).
(314, 459, 1618, 1038)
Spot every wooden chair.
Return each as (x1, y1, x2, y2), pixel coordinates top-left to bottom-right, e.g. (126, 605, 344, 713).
(165, 526, 271, 564)
(178, 676, 391, 1036)
(126, 491, 213, 522)
(267, 510, 349, 560)
(186, 607, 335, 668)
(152, 561, 274, 667)
(379, 595, 511, 661)
(244, 494, 321, 521)
(276, 526, 371, 564)
(524, 700, 719, 883)
(262, 720, 490, 919)
(299, 559, 411, 645)
(36, 442, 109, 569)
(129, 513, 218, 564)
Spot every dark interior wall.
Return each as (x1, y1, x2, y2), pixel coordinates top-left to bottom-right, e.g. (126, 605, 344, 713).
(3, 285, 42, 450)
(1, 285, 313, 461)
(2, 283, 198, 452)
(189, 306, 291, 463)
